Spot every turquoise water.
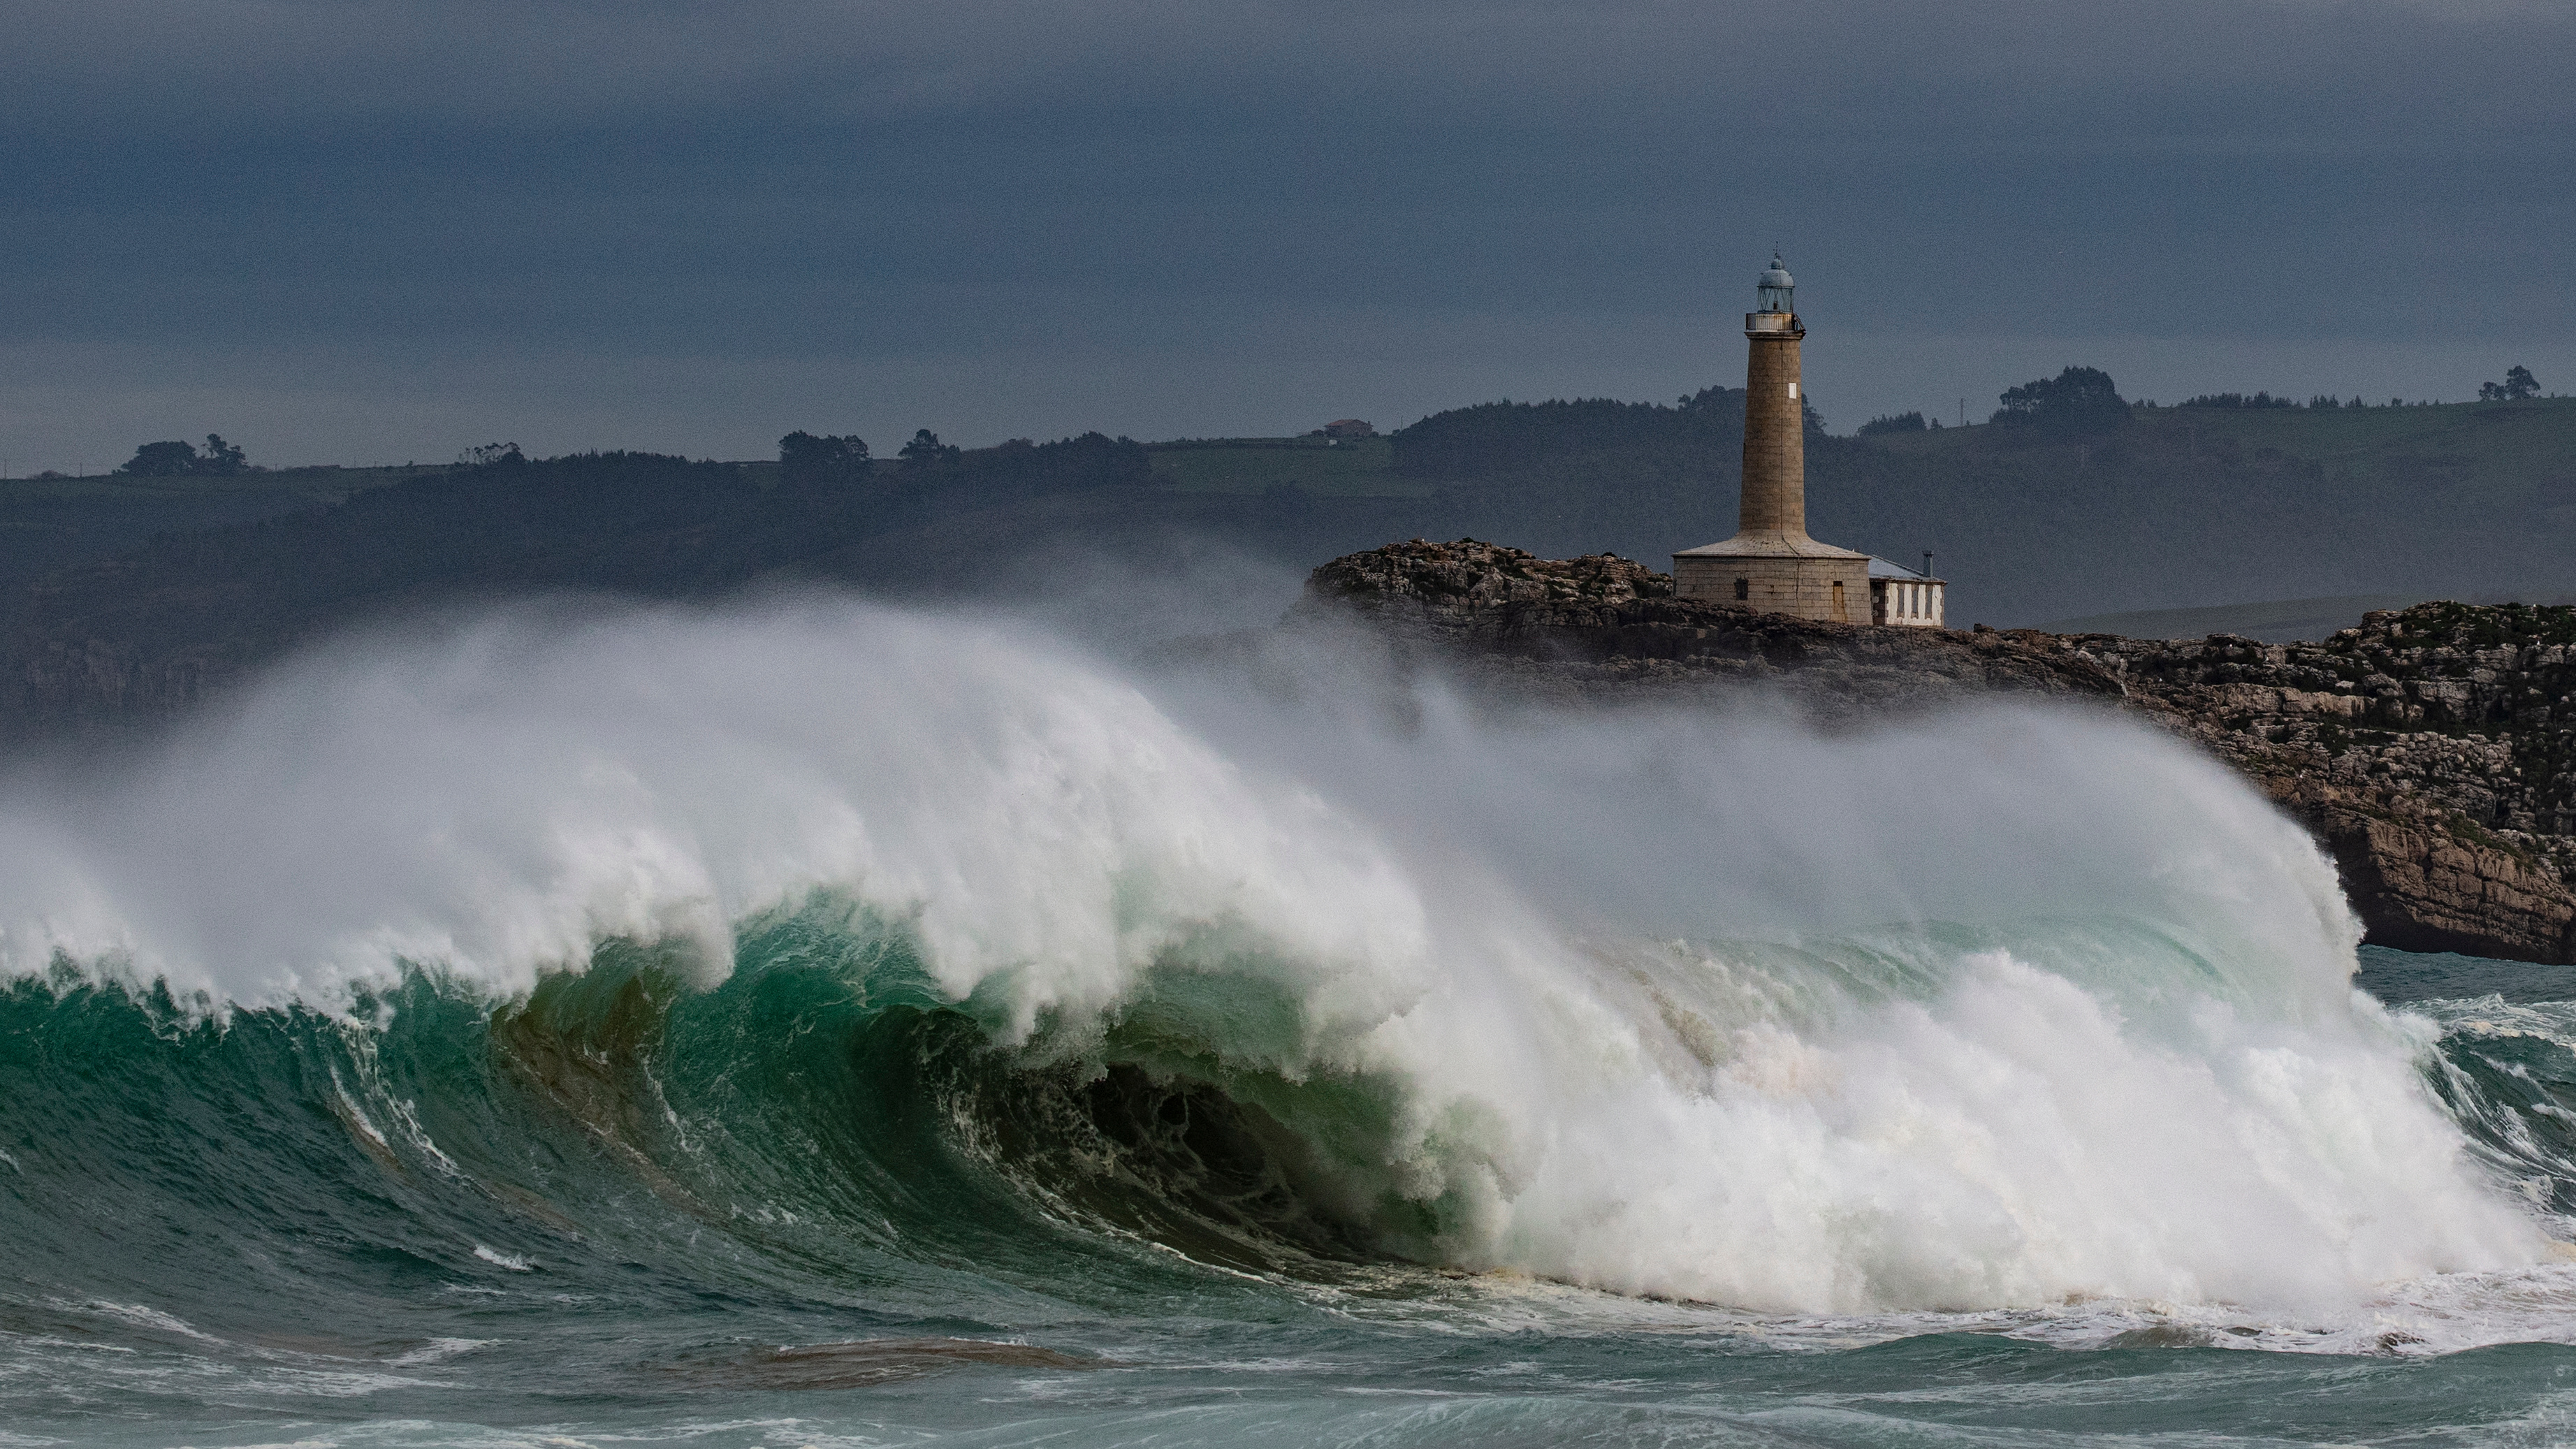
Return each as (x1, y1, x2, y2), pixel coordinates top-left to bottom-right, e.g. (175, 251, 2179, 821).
(6, 938, 2575, 1447)
(4, 602, 2575, 1446)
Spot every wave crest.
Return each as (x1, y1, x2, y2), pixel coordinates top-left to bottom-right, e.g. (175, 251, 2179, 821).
(0, 598, 2556, 1315)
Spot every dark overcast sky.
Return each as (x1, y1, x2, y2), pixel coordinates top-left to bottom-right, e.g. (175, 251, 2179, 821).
(2, 0, 2570, 467)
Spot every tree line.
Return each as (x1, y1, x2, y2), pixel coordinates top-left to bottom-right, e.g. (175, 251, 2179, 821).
(116, 435, 252, 476)
(90, 356, 2555, 496)
(1854, 362, 2549, 438)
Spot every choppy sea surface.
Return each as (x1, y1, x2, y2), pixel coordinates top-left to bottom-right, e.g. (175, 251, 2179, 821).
(4, 599, 2575, 1447)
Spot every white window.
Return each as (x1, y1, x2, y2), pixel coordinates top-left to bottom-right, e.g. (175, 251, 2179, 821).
(1787, 382, 1799, 398)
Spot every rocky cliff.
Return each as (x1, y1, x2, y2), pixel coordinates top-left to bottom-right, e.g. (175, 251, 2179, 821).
(1302, 539, 2576, 966)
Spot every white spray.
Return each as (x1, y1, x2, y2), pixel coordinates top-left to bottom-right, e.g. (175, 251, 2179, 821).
(0, 595, 2548, 1314)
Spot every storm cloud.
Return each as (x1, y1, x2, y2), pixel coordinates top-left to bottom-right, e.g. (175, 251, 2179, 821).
(2, 0, 2570, 465)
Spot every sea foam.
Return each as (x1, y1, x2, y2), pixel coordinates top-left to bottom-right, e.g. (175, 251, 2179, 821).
(0, 595, 2547, 1311)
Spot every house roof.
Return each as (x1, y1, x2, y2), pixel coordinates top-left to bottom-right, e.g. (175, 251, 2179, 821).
(1868, 555, 1946, 582)
(1672, 529, 1871, 561)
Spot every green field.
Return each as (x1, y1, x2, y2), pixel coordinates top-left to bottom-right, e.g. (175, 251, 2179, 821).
(0, 463, 442, 507)
(1147, 437, 1430, 497)
(1866, 397, 2576, 519)
(0, 464, 446, 589)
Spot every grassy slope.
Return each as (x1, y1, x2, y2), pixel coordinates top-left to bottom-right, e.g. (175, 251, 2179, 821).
(1135, 395, 2576, 627)
(0, 444, 1438, 733)
(0, 464, 428, 507)
(1807, 398, 2576, 624)
(0, 465, 438, 589)
(1147, 437, 1429, 497)
(1, 395, 2567, 735)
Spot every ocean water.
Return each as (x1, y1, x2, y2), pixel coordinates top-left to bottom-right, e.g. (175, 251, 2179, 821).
(5, 598, 2576, 1447)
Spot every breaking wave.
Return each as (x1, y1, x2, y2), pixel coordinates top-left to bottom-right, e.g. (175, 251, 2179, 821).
(0, 597, 2564, 1334)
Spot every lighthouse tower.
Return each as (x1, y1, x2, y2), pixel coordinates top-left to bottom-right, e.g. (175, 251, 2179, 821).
(1671, 254, 1875, 623)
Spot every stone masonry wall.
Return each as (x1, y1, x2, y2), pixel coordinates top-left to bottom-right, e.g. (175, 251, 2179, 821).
(1674, 555, 1870, 621)
(1740, 332, 1806, 534)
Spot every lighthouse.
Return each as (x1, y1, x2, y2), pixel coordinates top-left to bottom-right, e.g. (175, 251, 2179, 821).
(1673, 254, 1943, 627)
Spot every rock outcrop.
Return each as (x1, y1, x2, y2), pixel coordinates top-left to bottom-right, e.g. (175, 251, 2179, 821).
(1298, 539, 2127, 712)
(1302, 539, 2576, 966)
(2052, 608, 2576, 964)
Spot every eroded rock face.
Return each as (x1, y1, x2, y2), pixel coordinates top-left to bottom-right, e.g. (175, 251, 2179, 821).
(1307, 538, 1673, 611)
(2038, 607, 2576, 965)
(1300, 539, 2127, 710)
(1302, 540, 2576, 966)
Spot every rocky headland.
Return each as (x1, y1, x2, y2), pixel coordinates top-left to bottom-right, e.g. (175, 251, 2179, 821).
(1293, 539, 2576, 967)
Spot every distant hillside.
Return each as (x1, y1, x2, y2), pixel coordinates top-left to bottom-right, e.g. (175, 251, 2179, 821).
(1808, 398, 2576, 624)
(0, 465, 432, 588)
(1147, 436, 1428, 497)
(1143, 392, 2576, 627)
(1237, 391, 2573, 626)
(4, 387, 2571, 738)
(0, 439, 1429, 735)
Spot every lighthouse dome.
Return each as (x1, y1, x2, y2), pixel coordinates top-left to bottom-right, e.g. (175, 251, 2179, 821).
(1753, 253, 1796, 315)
